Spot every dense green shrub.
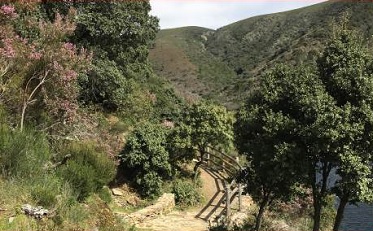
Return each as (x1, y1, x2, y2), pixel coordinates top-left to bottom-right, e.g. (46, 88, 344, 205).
(79, 59, 133, 112)
(97, 187, 112, 204)
(30, 175, 63, 208)
(57, 142, 115, 201)
(0, 125, 51, 178)
(172, 179, 201, 207)
(119, 122, 172, 198)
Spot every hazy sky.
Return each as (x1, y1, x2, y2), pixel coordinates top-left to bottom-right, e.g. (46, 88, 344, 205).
(150, 0, 325, 30)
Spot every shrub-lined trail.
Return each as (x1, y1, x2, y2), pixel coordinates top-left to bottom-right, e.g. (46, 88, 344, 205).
(136, 169, 218, 231)
(120, 168, 251, 231)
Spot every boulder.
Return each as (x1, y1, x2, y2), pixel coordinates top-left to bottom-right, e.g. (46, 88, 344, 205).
(21, 204, 49, 219)
(111, 188, 124, 196)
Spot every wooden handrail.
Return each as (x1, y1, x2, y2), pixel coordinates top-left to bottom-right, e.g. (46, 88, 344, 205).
(207, 146, 242, 169)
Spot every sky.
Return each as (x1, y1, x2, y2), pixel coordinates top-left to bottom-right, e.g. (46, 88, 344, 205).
(150, 0, 326, 30)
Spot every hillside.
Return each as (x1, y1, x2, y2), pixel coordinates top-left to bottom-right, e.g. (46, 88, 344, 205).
(149, 27, 237, 107)
(149, 1, 373, 108)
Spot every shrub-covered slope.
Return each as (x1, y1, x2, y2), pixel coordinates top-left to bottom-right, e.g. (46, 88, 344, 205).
(150, 1, 373, 108)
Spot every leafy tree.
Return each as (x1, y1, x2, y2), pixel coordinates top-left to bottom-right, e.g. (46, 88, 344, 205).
(236, 23, 373, 231)
(235, 65, 331, 231)
(42, 1, 159, 113)
(119, 122, 171, 198)
(317, 23, 373, 231)
(68, 1, 158, 111)
(169, 102, 234, 173)
(78, 59, 133, 111)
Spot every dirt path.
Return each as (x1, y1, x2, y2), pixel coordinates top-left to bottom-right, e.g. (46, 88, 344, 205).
(136, 209, 208, 231)
(136, 168, 224, 231)
(117, 167, 252, 231)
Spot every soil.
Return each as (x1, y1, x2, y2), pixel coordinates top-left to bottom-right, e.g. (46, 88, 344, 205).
(116, 167, 252, 231)
(134, 168, 227, 231)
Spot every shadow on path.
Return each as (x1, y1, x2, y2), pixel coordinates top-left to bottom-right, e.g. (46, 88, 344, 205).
(195, 167, 227, 221)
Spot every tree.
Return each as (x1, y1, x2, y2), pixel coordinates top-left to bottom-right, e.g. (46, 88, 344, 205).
(119, 122, 171, 197)
(39, 1, 159, 112)
(235, 65, 333, 231)
(48, 1, 158, 112)
(235, 23, 373, 231)
(317, 23, 373, 231)
(169, 101, 234, 173)
(0, 4, 90, 131)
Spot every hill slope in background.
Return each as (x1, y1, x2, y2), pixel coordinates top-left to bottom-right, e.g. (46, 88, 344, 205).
(149, 1, 373, 108)
(149, 27, 237, 106)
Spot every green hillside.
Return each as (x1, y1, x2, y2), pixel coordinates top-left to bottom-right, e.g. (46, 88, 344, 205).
(149, 27, 238, 108)
(149, 1, 373, 108)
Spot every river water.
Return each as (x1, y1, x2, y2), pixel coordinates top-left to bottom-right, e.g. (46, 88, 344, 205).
(340, 202, 373, 231)
(324, 170, 373, 231)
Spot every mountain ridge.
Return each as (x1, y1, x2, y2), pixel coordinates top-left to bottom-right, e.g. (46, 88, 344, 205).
(149, 1, 373, 108)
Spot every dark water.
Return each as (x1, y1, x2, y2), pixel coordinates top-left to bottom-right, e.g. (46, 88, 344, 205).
(339, 201, 373, 231)
(326, 170, 373, 231)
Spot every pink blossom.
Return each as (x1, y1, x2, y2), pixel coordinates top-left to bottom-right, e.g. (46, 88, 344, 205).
(0, 5, 17, 18)
(63, 70, 78, 82)
(63, 42, 75, 51)
(29, 52, 42, 60)
(53, 61, 62, 71)
(0, 38, 16, 58)
(15, 35, 28, 44)
(63, 43, 76, 57)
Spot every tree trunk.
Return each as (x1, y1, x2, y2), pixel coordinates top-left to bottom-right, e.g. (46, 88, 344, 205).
(20, 101, 27, 132)
(193, 147, 205, 182)
(333, 194, 349, 231)
(255, 195, 269, 231)
(313, 199, 322, 231)
(312, 161, 332, 231)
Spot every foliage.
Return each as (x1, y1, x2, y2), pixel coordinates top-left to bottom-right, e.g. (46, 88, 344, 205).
(0, 5, 91, 130)
(235, 65, 320, 231)
(119, 122, 172, 198)
(0, 124, 51, 178)
(97, 186, 112, 204)
(236, 21, 373, 231)
(150, 2, 373, 109)
(172, 179, 201, 207)
(57, 141, 116, 201)
(69, 1, 158, 112)
(169, 101, 234, 165)
(316, 21, 373, 231)
(79, 59, 132, 111)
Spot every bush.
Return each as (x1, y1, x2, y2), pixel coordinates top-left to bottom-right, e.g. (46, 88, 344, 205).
(0, 125, 51, 178)
(30, 175, 63, 208)
(57, 141, 115, 201)
(98, 187, 112, 204)
(172, 179, 201, 207)
(119, 122, 172, 198)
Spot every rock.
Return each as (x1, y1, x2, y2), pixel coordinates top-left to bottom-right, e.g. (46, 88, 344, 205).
(230, 212, 248, 228)
(21, 204, 49, 219)
(126, 196, 140, 206)
(268, 219, 291, 231)
(111, 188, 124, 196)
(8, 217, 15, 223)
(121, 193, 175, 225)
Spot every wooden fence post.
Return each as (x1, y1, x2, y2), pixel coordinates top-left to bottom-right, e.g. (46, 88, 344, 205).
(238, 183, 242, 212)
(225, 183, 231, 220)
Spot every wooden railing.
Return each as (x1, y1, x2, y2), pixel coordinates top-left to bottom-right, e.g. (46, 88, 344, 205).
(204, 146, 242, 179)
(196, 146, 244, 220)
